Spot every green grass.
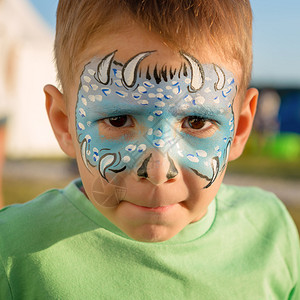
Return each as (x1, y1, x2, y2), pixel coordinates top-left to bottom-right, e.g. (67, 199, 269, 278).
(227, 155, 300, 180)
(227, 132, 300, 180)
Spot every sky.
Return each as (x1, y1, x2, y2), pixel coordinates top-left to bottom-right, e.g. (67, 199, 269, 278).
(29, 0, 300, 88)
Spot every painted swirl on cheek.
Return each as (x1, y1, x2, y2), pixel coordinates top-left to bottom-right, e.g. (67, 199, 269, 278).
(75, 50, 237, 207)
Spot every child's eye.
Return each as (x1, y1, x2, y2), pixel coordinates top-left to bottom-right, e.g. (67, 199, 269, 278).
(182, 116, 212, 130)
(98, 115, 136, 140)
(181, 116, 218, 137)
(103, 115, 133, 128)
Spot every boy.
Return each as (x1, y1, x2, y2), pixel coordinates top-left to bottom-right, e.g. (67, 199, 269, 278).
(0, 0, 299, 299)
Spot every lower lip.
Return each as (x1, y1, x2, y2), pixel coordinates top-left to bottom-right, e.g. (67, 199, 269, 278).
(128, 203, 176, 213)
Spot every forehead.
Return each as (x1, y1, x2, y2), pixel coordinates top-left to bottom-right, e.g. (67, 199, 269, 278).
(77, 51, 236, 115)
(71, 25, 242, 98)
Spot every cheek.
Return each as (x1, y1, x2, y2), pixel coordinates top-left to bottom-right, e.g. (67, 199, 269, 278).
(170, 129, 232, 185)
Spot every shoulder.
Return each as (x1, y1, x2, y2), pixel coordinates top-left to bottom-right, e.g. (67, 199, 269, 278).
(0, 180, 86, 224)
(0, 183, 83, 256)
(217, 184, 299, 283)
(0, 189, 65, 240)
(216, 183, 299, 253)
(217, 184, 293, 224)
(0, 188, 65, 226)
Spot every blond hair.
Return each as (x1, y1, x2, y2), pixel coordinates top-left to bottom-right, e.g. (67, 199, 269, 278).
(55, 0, 253, 96)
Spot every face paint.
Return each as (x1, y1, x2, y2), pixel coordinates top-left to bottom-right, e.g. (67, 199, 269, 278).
(75, 50, 237, 207)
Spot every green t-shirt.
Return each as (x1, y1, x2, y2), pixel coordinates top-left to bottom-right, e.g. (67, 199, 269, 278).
(0, 180, 299, 299)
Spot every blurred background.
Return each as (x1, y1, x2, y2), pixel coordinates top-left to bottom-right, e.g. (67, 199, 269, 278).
(0, 0, 299, 232)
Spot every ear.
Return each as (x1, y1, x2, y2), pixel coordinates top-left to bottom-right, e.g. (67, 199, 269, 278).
(229, 88, 259, 161)
(44, 84, 76, 158)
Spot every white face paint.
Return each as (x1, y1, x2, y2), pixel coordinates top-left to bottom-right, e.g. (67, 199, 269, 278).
(75, 50, 237, 207)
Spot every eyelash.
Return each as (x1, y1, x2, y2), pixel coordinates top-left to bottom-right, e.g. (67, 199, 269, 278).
(102, 115, 134, 128)
(182, 116, 217, 130)
(98, 116, 135, 140)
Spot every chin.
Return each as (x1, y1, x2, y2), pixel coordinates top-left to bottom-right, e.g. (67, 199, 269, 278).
(124, 224, 180, 243)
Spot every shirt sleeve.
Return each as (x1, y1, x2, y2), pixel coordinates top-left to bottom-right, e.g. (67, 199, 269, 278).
(289, 260, 300, 300)
(289, 239, 300, 300)
(284, 209, 300, 300)
(0, 257, 13, 300)
(266, 194, 300, 299)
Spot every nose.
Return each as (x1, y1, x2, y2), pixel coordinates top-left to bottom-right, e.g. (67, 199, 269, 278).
(137, 151, 178, 185)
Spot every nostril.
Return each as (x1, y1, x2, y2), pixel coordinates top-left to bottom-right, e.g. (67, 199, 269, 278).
(139, 177, 176, 185)
(139, 178, 147, 182)
(166, 178, 176, 183)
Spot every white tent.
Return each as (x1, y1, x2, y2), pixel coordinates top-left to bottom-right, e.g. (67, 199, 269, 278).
(1, 0, 64, 158)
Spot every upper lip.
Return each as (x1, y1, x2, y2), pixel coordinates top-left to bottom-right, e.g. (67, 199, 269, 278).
(124, 201, 178, 208)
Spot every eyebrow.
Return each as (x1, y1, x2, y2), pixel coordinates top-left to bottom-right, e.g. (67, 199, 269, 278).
(96, 104, 149, 118)
(173, 104, 224, 118)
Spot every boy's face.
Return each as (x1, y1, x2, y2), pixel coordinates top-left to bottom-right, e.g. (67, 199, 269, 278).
(66, 26, 244, 242)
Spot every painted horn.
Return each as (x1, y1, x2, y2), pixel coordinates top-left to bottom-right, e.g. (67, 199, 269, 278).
(181, 52, 205, 92)
(220, 140, 232, 174)
(94, 51, 117, 85)
(204, 156, 220, 189)
(99, 153, 117, 182)
(213, 64, 226, 91)
(81, 139, 90, 171)
(122, 51, 155, 88)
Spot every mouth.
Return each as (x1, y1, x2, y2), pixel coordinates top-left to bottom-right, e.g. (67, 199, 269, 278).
(124, 202, 177, 213)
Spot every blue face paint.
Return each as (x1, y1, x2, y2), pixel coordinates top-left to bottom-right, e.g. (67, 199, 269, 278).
(75, 51, 237, 205)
